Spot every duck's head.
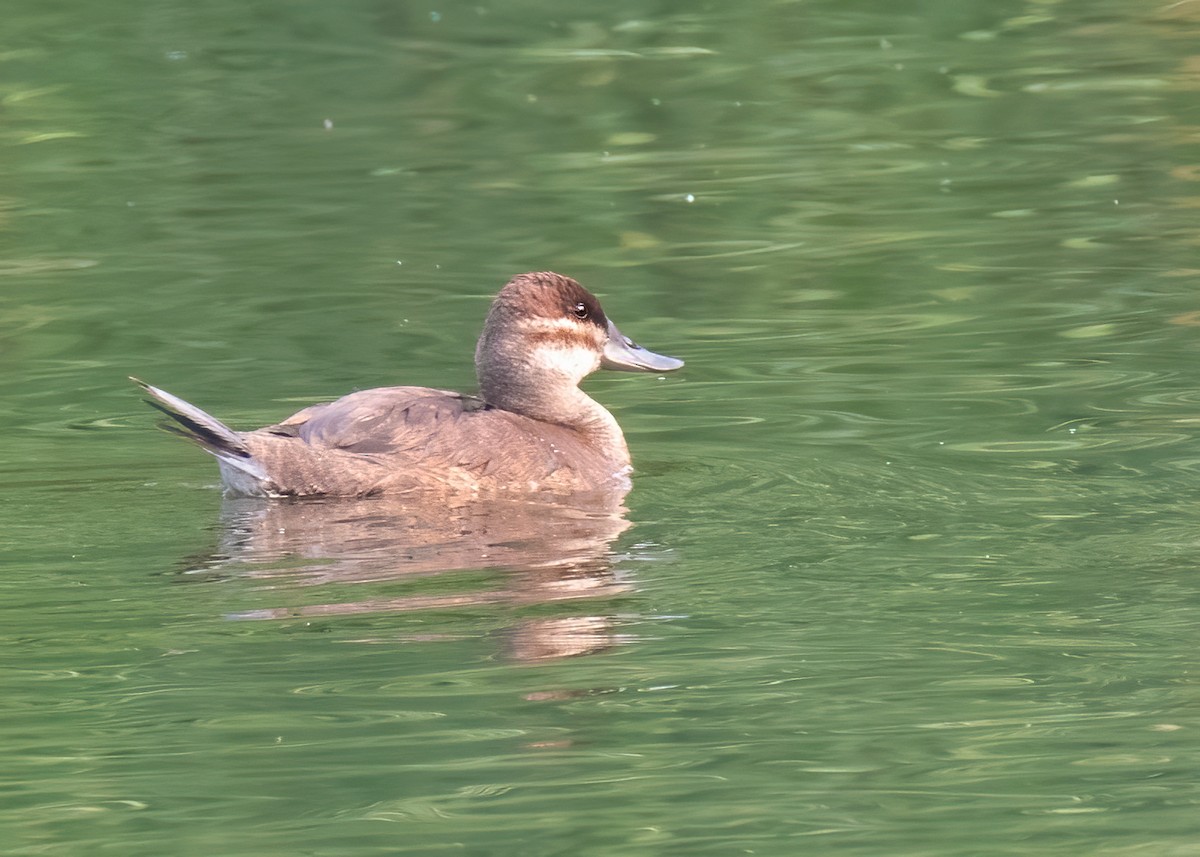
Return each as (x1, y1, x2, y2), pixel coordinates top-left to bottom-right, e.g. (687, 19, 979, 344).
(475, 272, 683, 421)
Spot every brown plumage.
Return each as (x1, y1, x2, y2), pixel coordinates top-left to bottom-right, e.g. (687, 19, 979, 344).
(134, 272, 683, 498)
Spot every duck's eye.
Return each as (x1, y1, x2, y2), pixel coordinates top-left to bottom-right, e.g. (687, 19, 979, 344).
(571, 302, 589, 320)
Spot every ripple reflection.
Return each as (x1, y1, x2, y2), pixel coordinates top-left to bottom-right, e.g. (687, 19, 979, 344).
(176, 489, 644, 663)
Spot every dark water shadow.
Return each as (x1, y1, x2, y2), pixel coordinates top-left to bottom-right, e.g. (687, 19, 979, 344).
(175, 487, 640, 662)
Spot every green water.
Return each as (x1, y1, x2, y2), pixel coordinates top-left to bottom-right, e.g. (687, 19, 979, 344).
(4, 0, 1200, 854)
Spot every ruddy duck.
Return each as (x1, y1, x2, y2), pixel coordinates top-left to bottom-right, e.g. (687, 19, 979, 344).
(133, 272, 683, 498)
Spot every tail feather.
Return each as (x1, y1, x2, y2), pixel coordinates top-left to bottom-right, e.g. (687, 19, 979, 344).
(130, 376, 250, 458)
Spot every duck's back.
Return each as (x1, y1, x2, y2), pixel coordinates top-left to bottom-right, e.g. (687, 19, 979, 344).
(241, 386, 624, 497)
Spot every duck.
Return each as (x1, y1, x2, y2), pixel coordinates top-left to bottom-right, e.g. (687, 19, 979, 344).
(133, 272, 683, 498)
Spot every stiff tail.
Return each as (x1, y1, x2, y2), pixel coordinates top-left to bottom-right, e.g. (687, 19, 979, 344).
(131, 377, 251, 458)
(132, 377, 278, 496)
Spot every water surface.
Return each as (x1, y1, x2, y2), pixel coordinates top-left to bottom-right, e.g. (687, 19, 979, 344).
(4, 1, 1200, 854)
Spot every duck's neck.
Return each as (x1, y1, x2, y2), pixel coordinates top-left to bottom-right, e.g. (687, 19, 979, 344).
(479, 371, 630, 465)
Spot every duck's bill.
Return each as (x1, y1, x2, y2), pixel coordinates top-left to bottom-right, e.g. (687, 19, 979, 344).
(601, 319, 685, 373)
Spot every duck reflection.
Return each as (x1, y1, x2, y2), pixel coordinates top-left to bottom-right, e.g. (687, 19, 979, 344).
(181, 487, 640, 662)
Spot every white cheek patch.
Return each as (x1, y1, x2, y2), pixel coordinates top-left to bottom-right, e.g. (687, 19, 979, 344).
(522, 317, 584, 335)
(531, 343, 601, 380)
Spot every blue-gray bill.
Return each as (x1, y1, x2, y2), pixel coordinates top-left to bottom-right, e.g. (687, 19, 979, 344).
(601, 319, 685, 373)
